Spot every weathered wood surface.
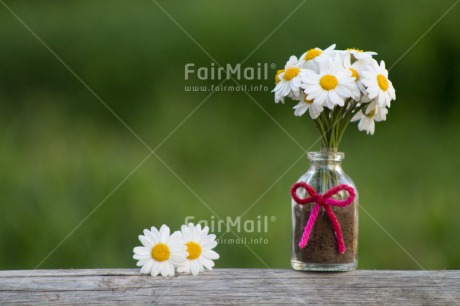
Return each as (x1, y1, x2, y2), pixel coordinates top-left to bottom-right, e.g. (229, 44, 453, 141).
(0, 269, 459, 305)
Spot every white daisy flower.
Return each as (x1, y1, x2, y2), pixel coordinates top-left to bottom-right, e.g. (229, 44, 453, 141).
(293, 94, 324, 119)
(177, 223, 219, 276)
(133, 225, 188, 277)
(361, 60, 396, 108)
(272, 56, 305, 101)
(351, 100, 388, 135)
(299, 44, 336, 71)
(302, 55, 356, 109)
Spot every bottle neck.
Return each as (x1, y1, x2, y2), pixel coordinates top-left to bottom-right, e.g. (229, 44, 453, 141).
(309, 159, 342, 171)
(320, 144, 338, 153)
(308, 151, 344, 171)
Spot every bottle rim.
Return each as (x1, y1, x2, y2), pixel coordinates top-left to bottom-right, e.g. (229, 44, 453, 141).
(308, 151, 344, 161)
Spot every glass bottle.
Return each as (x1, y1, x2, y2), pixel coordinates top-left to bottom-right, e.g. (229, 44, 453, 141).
(291, 150, 358, 272)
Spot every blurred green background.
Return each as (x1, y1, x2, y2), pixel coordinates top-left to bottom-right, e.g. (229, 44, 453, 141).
(1, 0, 460, 270)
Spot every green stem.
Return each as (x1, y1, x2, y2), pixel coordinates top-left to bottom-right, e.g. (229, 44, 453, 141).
(314, 117, 328, 149)
(316, 99, 369, 151)
(336, 101, 366, 146)
(319, 110, 330, 148)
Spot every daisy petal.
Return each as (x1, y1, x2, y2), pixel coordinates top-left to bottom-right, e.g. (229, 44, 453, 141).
(150, 226, 160, 239)
(190, 260, 200, 276)
(141, 260, 154, 274)
(159, 225, 170, 243)
(138, 235, 152, 248)
(199, 256, 215, 270)
(160, 262, 169, 277)
(143, 229, 158, 244)
(133, 246, 150, 256)
(151, 263, 160, 276)
(202, 249, 220, 260)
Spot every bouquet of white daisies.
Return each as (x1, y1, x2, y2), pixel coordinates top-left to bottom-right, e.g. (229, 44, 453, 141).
(272, 44, 396, 149)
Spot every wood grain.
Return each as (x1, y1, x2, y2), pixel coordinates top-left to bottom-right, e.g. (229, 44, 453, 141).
(0, 269, 459, 305)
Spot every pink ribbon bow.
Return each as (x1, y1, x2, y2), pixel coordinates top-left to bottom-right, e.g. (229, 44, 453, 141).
(291, 182, 356, 254)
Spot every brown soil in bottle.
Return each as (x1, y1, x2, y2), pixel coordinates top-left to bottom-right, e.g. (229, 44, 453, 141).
(293, 203, 356, 264)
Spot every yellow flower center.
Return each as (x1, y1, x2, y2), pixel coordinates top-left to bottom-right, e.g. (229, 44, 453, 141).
(365, 108, 376, 118)
(275, 69, 284, 84)
(349, 68, 359, 80)
(186, 242, 202, 260)
(283, 67, 300, 81)
(304, 49, 322, 61)
(377, 74, 389, 91)
(151, 243, 170, 262)
(303, 95, 314, 104)
(347, 48, 364, 53)
(319, 74, 338, 91)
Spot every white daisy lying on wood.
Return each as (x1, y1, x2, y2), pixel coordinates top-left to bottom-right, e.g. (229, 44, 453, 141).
(177, 223, 220, 276)
(133, 225, 187, 277)
(133, 223, 219, 277)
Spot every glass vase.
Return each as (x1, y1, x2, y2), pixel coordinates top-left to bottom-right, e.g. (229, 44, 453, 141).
(291, 150, 358, 272)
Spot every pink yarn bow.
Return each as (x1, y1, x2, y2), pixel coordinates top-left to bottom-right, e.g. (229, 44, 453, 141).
(291, 182, 356, 254)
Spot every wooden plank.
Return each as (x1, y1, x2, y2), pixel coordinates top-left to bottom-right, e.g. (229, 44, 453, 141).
(0, 269, 459, 305)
